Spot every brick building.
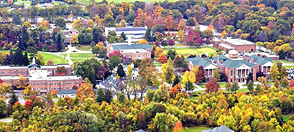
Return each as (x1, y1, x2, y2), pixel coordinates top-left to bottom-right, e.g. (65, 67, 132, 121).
(0, 61, 82, 93)
(186, 50, 273, 83)
(216, 38, 256, 53)
(107, 43, 153, 61)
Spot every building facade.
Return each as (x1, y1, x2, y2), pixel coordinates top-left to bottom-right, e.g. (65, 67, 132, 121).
(0, 62, 82, 93)
(107, 43, 153, 61)
(186, 50, 273, 83)
(216, 38, 256, 53)
(105, 26, 147, 42)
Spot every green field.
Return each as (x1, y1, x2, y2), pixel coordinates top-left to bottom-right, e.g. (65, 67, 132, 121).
(41, 53, 69, 64)
(284, 66, 294, 69)
(76, 0, 176, 4)
(76, 45, 92, 51)
(198, 82, 227, 88)
(70, 53, 95, 62)
(184, 126, 211, 132)
(163, 47, 217, 57)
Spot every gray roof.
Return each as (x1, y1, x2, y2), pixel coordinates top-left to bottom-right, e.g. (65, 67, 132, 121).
(57, 89, 98, 95)
(112, 44, 152, 51)
(185, 56, 213, 68)
(249, 55, 272, 65)
(202, 125, 234, 132)
(212, 55, 229, 62)
(222, 58, 254, 68)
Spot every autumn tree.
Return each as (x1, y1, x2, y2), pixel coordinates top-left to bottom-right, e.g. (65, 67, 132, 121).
(76, 78, 95, 103)
(247, 80, 254, 93)
(138, 39, 148, 44)
(182, 71, 195, 91)
(225, 82, 232, 93)
(161, 59, 175, 84)
(157, 55, 168, 64)
(270, 64, 279, 80)
(205, 77, 220, 93)
(0, 83, 12, 97)
(196, 66, 205, 84)
(280, 77, 289, 88)
(213, 68, 220, 82)
(71, 35, 79, 45)
(155, 47, 163, 57)
(173, 121, 184, 132)
(165, 15, 174, 31)
(17, 75, 28, 89)
(177, 19, 187, 31)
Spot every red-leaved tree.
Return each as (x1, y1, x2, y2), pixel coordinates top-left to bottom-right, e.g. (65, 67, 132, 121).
(109, 51, 121, 58)
(24, 100, 33, 111)
(157, 55, 168, 63)
(196, 66, 205, 84)
(168, 39, 175, 47)
(205, 77, 220, 93)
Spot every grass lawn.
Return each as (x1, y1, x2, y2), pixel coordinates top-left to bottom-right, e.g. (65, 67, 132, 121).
(197, 82, 226, 88)
(60, 53, 67, 57)
(284, 66, 294, 69)
(70, 53, 94, 58)
(76, 45, 92, 51)
(184, 126, 211, 132)
(154, 61, 163, 67)
(41, 53, 68, 64)
(163, 47, 217, 57)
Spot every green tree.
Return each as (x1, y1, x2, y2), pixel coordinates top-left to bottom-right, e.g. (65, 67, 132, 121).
(231, 82, 239, 94)
(56, 97, 63, 107)
(120, 32, 127, 41)
(102, 14, 115, 27)
(280, 77, 289, 88)
(96, 88, 105, 103)
(105, 89, 113, 104)
(74, 96, 79, 105)
(9, 93, 18, 106)
(118, 93, 126, 104)
(0, 99, 7, 118)
(54, 17, 66, 29)
(166, 49, 177, 60)
(247, 80, 254, 93)
(144, 27, 154, 42)
(117, 64, 126, 78)
(109, 55, 121, 69)
(213, 68, 220, 82)
(148, 113, 179, 132)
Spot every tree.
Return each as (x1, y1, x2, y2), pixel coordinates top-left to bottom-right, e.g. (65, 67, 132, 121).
(205, 77, 220, 93)
(104, 89, 113, 104)
(213, 68, 220, 82)
(36, 52, 45, 65)
(231, 82, 239, 94)
(71, 35, 79, 45)
(0, 99, 7, 118)
(168, 39, 175, 47)
(24, 100, 33, 111)
(109, 55, 121, 68)
(166, 50, 177, 60)
(155, 47, 163, 57)
(196, 66, 205, 84)
(148, 113, 178, 132)
(56, 97, 63, 107)
(280, 77, 289, 88)
(221, 30, 228, 38)
(280, 67, 288, 79)
(96, 88, 105, 103)
(54, 17, 66, 29)
(74, 96, 79, 105)
(270, 64, 279, 80)
(225, 82, 232, 93)
(182, 71, 196, 91)
(120, 32, 127, 41)
(144, 27, 154, 42)
(17, 75, 28, 89)
(73, 59, 102, 84)
(76, 78, 95, 103)
(0, 83, 12, 96)
(47, 60, 54, 65)
(120, 19, 126, 27)
(56, 33, 63, 51)
(102, 14, 115, 27)
(165, 15, 174, 31)
(57, 66, 68, 75)
(118, 93, 126, 104)
(173, 121, 183, 132)
(177, 19, 187, 31)
(138, 39, 148, 44)
(157, 55, 168, 64)
(63, 96, 74, 108)
(161, 59, 175, 84)
(117, 64, 126, 78)
(247, 80, 254, 93)
(9, 93, 18, 106)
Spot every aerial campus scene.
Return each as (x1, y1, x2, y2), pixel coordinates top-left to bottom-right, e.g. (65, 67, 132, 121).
(1, 0, 294, 131)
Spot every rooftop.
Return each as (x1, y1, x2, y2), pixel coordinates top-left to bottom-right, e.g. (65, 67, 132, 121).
(185, 56, 214, 68)
(222, 58, 254, 68)
(111, 43, 152, 51)
(222, 38, 255, 45)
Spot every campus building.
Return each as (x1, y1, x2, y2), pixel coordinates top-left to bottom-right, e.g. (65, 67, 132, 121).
(0, 60, 82, 93)
(107, 43, 153, 61)
(186, 50, 273, 83)
(105, 26, 147, 42)
(216, 38, 256, 53)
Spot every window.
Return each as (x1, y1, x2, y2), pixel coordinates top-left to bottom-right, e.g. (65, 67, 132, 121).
(231, 69, 233, 76)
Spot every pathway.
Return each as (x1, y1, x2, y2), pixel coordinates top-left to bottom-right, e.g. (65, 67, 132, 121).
(0, 117, 12, 123)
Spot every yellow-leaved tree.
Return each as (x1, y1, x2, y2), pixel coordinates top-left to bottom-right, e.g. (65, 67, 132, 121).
(76, 78, 95, 103)
(161, 59, 175, 84)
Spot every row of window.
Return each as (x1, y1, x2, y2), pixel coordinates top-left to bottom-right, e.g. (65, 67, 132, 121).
(32, 87, 72, 91)
(231, 69, 254, 76)
(0, 71, 27, 74)
(31, 82, 79, 86)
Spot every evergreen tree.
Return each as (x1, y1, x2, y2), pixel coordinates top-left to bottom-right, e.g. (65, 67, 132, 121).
(21, 26, 29, 48)
(144, 27, 154, 42)
(74, 96, 79, 105)
(105, 89, 113, 104)
(4, 55, 10, 65)
(120, 32, 127, 41)
(13, 48, 24, 66)
(93, 27, 104, 44)
(247, 73, 254, 84)
(96, 88, 105, 103)
(56, 97, 63, 107)
(117, 64, 126, 78)
(8, 93, 18, 106)
(247, 80, 254, 93)
(56, 33, 63, 52)
(172, 75, 181, 87)
(9, 49, 13, 65)
(23, 52, 29, 66)
(118, 93, 126, 104)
